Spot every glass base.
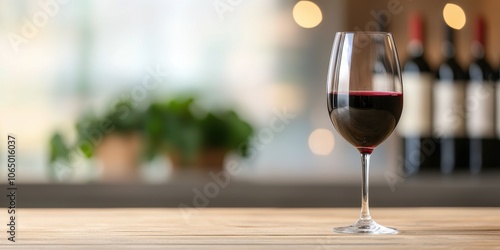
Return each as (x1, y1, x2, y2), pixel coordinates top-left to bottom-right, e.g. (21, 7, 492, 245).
(334, 219, 398, 234)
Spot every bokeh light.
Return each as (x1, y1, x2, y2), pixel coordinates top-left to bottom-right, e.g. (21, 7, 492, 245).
(443, 3, 466, 30)
(293, 1, 322, 28)
(267, 83, 306, 114)
(308, 128, 335, 155)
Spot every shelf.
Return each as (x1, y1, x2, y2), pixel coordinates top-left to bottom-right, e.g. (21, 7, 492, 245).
(4, 172, 500, 208)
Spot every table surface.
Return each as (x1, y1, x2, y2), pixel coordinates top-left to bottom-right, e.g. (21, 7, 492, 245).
(5, 208, 500, 249)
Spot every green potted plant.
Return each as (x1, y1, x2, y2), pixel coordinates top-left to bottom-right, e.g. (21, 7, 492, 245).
(48, 132, 72, 180)
(49, 100, 146, 182)
(145, 97, 253, 172)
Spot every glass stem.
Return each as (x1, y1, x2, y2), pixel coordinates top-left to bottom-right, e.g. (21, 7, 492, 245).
(360, 153, 372, 221)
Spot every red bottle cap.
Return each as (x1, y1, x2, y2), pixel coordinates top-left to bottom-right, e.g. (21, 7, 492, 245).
(473, 16, 486, 46)
(409, 13, 423, 42)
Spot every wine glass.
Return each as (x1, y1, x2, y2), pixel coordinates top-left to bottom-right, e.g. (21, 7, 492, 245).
(327, 32, 403, 234)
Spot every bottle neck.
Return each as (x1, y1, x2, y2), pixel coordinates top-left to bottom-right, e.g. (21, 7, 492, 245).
(443, 41, 455, 59)
(471, 41, 485, 60)
(472, 17, 486, 60)
(443, 27, 456, 59)
(408, 13, 424, 58)
(408, 40, 424, 58)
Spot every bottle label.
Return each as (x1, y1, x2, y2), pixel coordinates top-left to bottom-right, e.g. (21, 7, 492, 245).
(466, 81, 495, 138)
(398, 73, 433, 136)
(433, 81, 466, 137)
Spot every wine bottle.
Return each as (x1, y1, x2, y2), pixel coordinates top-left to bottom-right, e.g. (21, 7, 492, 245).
(497, 65, 500, 136)
(466, 17, 496, 174)
(398, 13, 436, 175)
(496, 61, 500, 168)
(434, 25, 469, 174)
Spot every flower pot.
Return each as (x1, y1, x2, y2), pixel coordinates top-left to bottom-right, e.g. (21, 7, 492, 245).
(168, 148, 228, 174)
(95, 132, 143, 182)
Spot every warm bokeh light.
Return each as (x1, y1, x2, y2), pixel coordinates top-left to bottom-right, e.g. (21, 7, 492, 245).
(267, 83, 306, 114)
(308, 128, 335, 155)
(443, 3, 466, 30)
(293, 1, 322, 28)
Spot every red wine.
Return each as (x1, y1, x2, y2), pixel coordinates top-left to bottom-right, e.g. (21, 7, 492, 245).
(434, 25, 469, 174)
(328, 91, 403, 154)
(399, 13, 437, 174)
(467, 16, 496, 173)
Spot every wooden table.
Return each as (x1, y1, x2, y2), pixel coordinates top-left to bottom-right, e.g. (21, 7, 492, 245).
(6, 208, 500, 249)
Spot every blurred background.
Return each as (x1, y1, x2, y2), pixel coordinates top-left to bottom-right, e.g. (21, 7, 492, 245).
(1, 0, 499, 207)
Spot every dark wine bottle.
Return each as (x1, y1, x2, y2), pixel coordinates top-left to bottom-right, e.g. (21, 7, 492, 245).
(399, 13, 436, 175)
(466, 17, 496, 174)
(497, 65, 500, 138)
(434, 25, 469, 174)
(495, 58, 500, 169)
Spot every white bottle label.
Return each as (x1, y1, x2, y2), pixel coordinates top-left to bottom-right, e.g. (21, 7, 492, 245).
(397, 73, 433, 136)
(433, 81, 466, 137)
(466, 81, 495, 138)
